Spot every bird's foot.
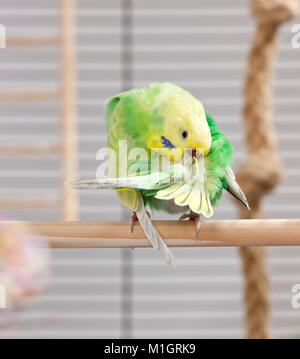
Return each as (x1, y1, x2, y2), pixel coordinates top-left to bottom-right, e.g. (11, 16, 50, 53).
(129, 211, 151, 233)
(179, 212, 201, 238)
(130, 212, 138, 233)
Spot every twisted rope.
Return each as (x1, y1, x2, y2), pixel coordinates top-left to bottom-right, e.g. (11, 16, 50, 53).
(236, 0, 300, 339)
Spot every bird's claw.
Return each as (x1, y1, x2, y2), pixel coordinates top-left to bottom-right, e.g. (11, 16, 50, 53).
(129, 213, 138, 233)
(179, 212, 201, 238)
(130, 211, 151, 233)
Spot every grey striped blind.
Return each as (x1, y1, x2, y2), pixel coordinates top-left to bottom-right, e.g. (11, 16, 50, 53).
(0, 0, 300, 338)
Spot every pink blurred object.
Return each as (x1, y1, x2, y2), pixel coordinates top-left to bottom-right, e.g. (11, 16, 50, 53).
(0, 219, 50, 325)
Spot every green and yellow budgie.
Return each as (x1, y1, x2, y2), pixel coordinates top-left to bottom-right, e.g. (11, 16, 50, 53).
(72, 83, 249, 267)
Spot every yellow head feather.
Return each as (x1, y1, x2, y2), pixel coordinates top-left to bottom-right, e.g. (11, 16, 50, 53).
(147, 92, 211, 162)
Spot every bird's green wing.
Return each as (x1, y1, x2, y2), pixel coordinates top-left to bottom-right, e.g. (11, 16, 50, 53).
(155, 155, 213, 217)
(72, 155, 214, 218)
(71, 171, 170, 191)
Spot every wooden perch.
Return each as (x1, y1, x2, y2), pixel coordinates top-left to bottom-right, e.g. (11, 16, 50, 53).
(7, 219, 300, 248)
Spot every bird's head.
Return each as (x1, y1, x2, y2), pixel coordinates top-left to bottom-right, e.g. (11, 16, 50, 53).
(147, 94, 211, 162)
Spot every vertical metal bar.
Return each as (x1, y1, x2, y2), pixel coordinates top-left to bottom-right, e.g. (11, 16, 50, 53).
(120, 0, 133, 339)
(60, 0, 79, 221)
(121, 0, 133, 89)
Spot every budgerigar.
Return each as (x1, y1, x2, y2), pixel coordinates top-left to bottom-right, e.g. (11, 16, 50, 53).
(72, 83, 249, 267)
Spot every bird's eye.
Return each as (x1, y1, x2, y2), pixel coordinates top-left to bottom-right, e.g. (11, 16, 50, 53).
(182, 130, 188, 139)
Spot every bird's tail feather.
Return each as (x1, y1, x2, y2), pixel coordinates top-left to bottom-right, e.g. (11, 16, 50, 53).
(71, 178, 176, 268)
(134, 197, 176, 268)
(225, 167, 250, 210)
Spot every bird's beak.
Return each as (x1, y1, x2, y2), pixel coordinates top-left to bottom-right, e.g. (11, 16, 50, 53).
(191, 148, 204, 160)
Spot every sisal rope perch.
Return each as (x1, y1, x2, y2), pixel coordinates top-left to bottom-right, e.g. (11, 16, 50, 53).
(235, 0, 300, 339)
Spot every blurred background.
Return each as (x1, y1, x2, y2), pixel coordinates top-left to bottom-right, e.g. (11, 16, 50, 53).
(0, 0, 300, 338)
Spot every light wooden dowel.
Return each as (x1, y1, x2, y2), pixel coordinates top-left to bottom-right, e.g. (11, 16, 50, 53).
(9, 219, 300, 248)
(6, 37, 59, 46)
(0, 197, 58, 209)
(60, 0, 78, 220)
(0, 143, 60, 156)
(0, 91, 59, 101)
